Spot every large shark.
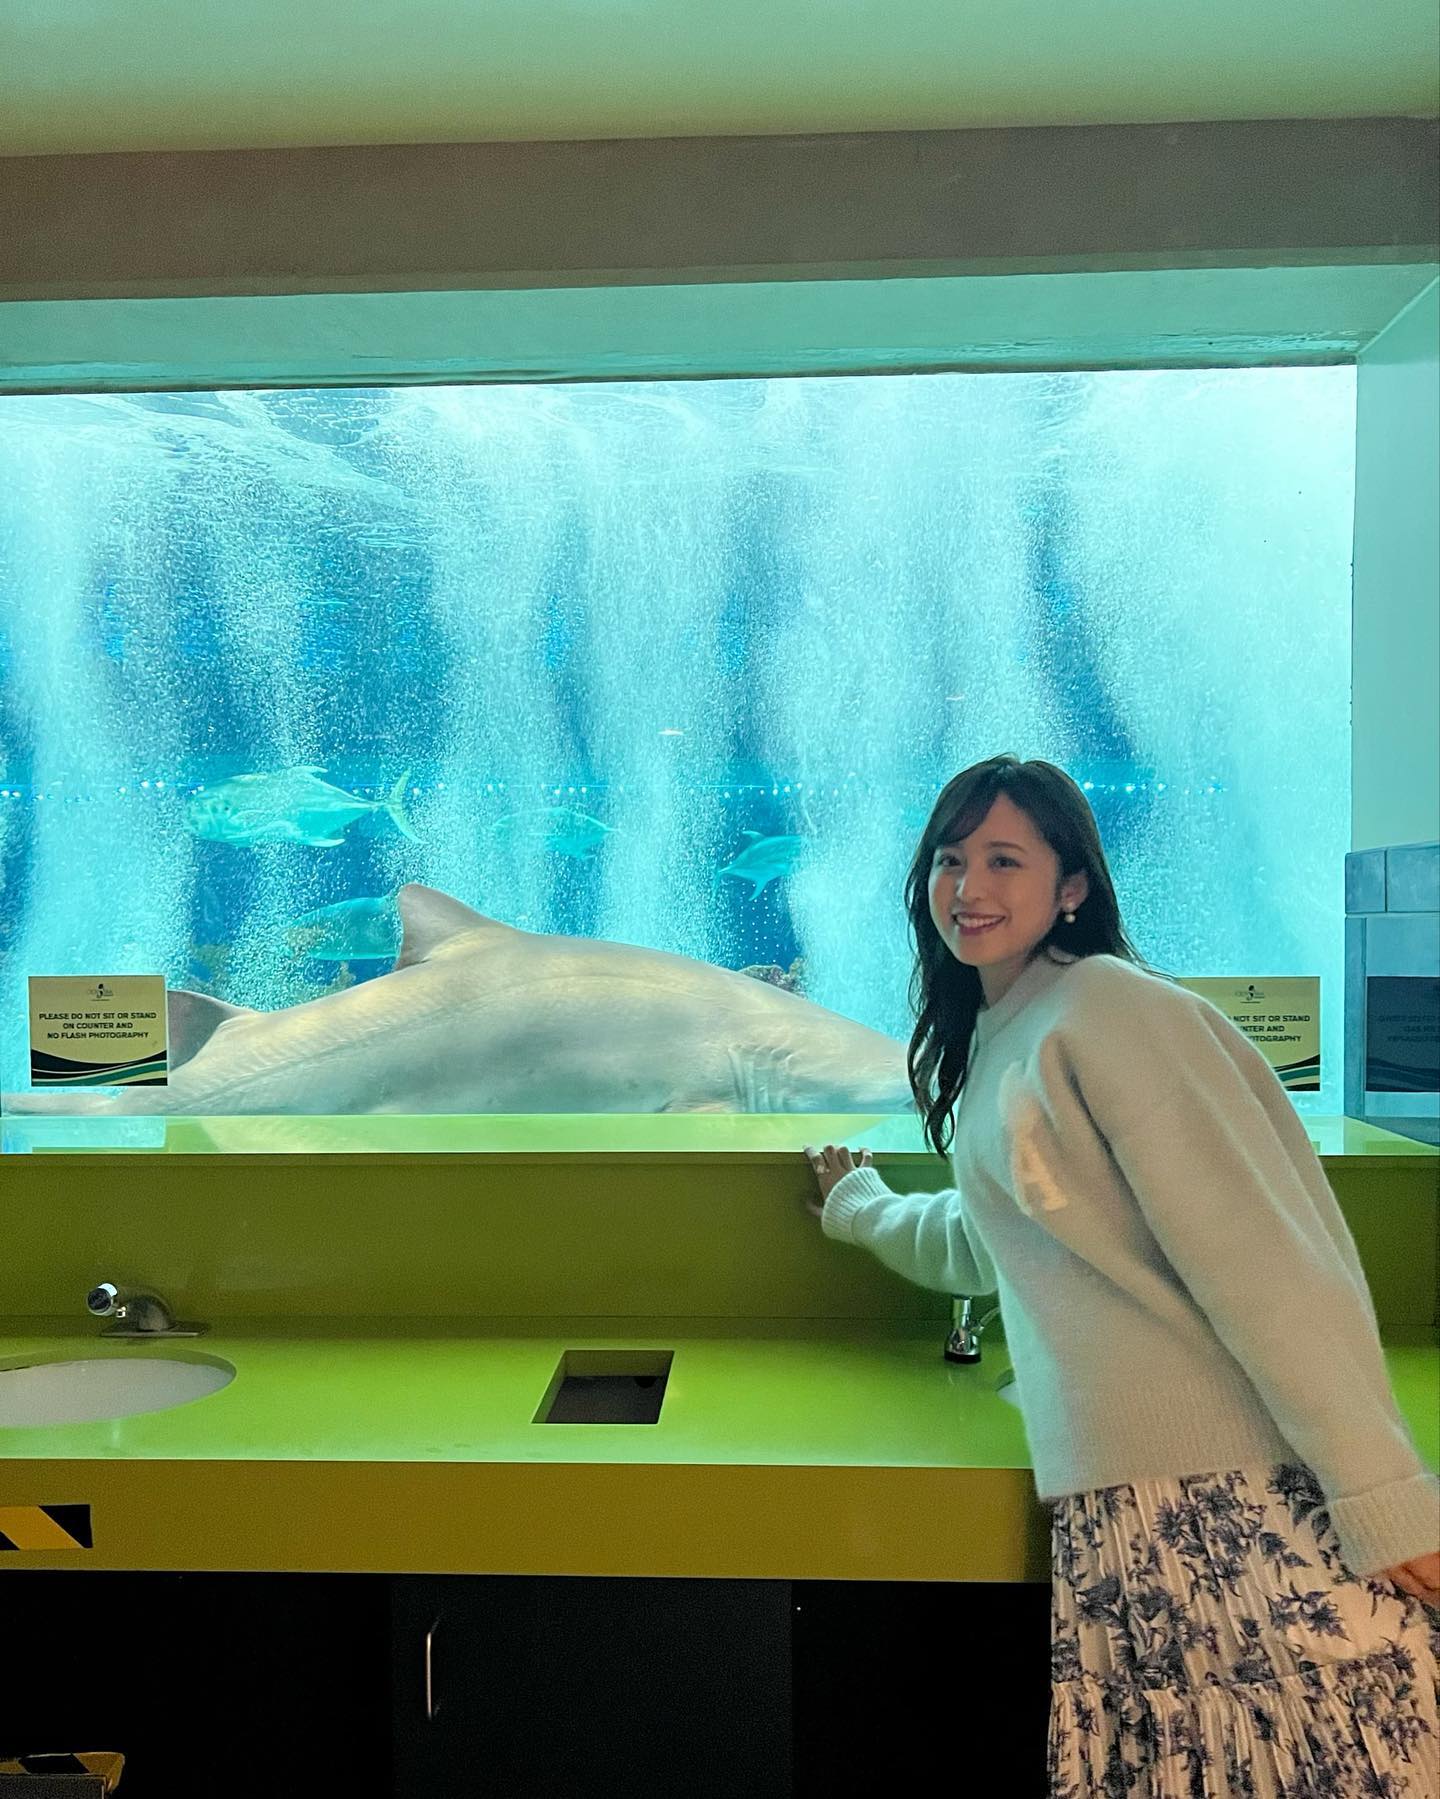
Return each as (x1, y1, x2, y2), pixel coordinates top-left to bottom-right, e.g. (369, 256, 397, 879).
(4, 886, 914, 1117)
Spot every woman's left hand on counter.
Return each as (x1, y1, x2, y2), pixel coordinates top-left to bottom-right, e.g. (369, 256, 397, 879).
(803, 1143, 874, 1216)
(1380, 1550, 1440, 1604)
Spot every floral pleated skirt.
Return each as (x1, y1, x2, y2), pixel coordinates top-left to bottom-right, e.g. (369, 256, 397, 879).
(1048, 1461, 1439, 1798)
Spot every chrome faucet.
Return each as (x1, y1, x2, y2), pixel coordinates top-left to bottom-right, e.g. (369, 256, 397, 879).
(86, 1282, 206, 1338)
(944, 1295, 1001, 1364)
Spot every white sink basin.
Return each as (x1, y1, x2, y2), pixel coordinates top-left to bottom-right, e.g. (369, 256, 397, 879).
(0, 1355, 235, 1428)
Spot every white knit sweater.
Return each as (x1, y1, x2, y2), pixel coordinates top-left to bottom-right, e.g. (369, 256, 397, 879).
(822, 947, 1439, 1576)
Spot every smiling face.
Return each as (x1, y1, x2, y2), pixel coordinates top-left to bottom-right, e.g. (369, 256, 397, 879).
(927, 792, 1089, 1001)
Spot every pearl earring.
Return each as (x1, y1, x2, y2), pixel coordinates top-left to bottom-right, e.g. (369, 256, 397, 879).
(1063, 911, 1077, 924)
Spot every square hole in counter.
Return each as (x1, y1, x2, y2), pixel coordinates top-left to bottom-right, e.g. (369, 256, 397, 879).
(535, 1350, 674, 1424)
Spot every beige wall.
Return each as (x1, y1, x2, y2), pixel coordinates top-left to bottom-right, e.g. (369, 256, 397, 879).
(1, 120, 1436, 303)
(1352, 279, 1440, 851)
(1, 120, 1434, 393)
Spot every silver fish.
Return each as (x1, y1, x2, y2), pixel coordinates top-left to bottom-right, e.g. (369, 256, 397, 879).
(185, 767, 417, 847)
(285, 895, 401, 962)
(715, 832, 808, 897)
(491, 806, 613, 860)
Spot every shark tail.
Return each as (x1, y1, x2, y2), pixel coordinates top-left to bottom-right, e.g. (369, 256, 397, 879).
(383, 771, 420, 842)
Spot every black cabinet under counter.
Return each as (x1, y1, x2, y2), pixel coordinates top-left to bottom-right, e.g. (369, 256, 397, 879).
(2, 1570, 1051, 1797)
(791, 1579, 1052, 1796)
(0, 1571, 392, 1797)
(390, 1573, 1051, 1799)
(390, 1575, 792, 1799)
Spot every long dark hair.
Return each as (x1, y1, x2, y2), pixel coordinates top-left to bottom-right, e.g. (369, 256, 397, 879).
(906, 755, 1147, 1154)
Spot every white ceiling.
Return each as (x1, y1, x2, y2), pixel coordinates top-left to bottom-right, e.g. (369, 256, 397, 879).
(2, 0, 1437, 158)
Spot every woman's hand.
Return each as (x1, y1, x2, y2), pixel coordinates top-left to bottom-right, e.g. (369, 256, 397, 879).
(803, 1143, 874, 1218)
(1379, 1550, 1440, 1605)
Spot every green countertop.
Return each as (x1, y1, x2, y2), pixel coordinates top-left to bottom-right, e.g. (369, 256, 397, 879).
(0, 1319, 1434, 1582)
(0, 1318, 1030, 1468)
(4, 1316, 1433, 1470)
(3, 1111, 1434, 1161)
(1, 1115, 1432, 1579)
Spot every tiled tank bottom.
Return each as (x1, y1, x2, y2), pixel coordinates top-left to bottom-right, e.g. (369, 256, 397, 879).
(1048, 1462, 1438, 1798)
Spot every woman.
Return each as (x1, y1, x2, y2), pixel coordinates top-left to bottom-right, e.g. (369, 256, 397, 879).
(805, 755, 1439, 1797)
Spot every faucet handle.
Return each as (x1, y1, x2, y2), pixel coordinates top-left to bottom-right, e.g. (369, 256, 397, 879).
(85, 1283, 205, 1337)
(88, 1281, 172, 1325)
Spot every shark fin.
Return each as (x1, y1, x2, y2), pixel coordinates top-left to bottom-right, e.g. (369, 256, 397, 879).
(167, 989, 255, 1071)
(394, 884, 516, 970)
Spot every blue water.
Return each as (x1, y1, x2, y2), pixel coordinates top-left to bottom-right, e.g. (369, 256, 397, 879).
(0, 368, 1355, 1110)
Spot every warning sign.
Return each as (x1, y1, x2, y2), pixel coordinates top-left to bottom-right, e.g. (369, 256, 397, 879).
(1177, 976, 1321, 1091)
(28, 975, 168, 1088)
(0, 1503, 94, 1551)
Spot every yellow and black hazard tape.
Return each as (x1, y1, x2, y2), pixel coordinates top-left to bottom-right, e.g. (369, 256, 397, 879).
(0, 1504, 92, 1551)
(0, 1750, 124, 1790)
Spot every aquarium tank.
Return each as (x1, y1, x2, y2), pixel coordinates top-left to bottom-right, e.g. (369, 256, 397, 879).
(0, 367, 1355, 1140)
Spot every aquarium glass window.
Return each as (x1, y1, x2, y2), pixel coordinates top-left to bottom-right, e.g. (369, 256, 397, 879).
(0, 369, 1355, 1127)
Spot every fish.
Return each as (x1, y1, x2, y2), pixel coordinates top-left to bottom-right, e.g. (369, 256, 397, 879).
(491, 806, 613, 860)
(2, 885, 913, 1118)
(715, 832, 808, 897)
(185, 767, 418, 847)
(285, 895, 401, 962)
(185, 796, 314, 845)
